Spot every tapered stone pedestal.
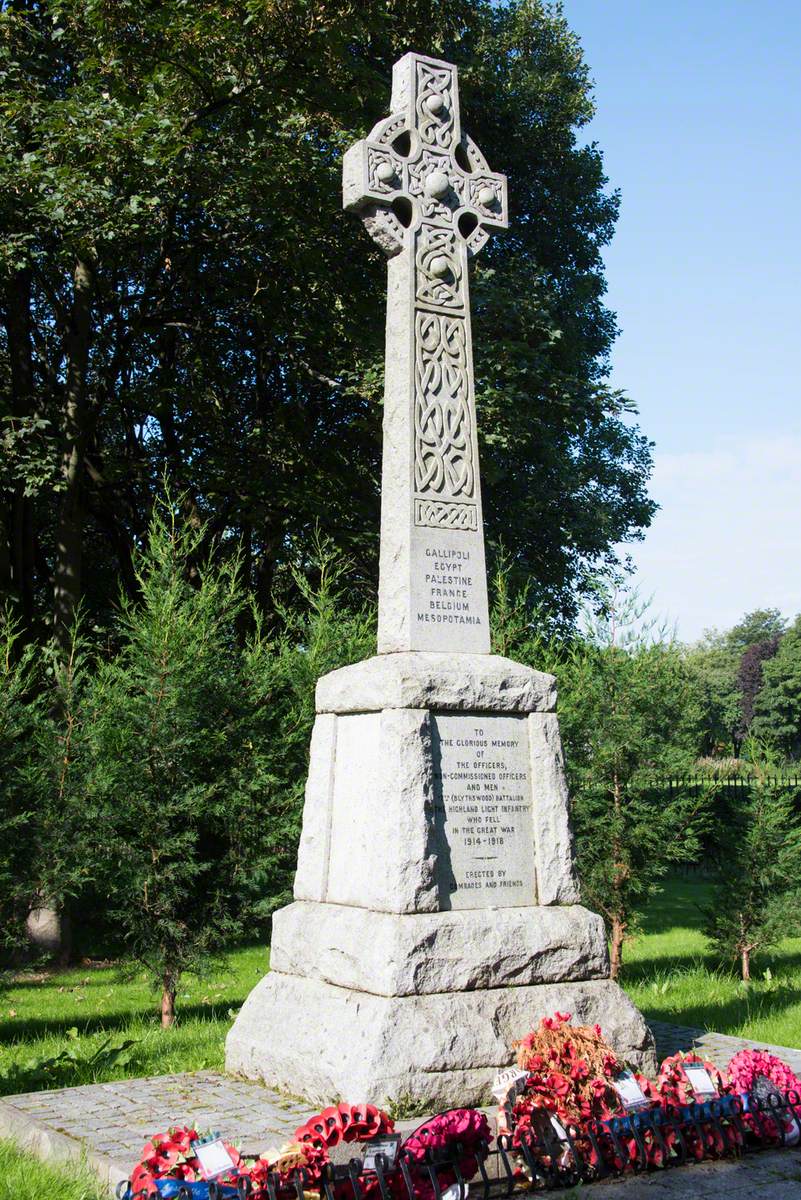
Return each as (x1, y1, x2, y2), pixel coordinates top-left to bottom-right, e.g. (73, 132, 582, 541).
(226, 654, 656, 1104)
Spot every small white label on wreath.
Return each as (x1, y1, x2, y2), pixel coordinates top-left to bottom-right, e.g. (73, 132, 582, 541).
(491, 1067, 528, 1103)
(684, 1064, 717, 1098)
(362, 1134, 401, 1172)
(613, 1070, 649, 1110)
(192, 1138, 236, 1180)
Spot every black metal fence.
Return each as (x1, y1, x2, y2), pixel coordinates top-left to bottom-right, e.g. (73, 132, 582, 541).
(118, 1089, 801, 1199)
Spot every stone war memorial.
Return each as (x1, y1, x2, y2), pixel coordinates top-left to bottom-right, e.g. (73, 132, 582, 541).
(226, 51, 655, 1106)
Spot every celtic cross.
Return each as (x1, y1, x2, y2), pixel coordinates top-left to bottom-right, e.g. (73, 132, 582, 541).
(343, 52, 507, 655)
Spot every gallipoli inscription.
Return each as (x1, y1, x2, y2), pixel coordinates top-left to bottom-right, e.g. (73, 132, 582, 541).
(410, 525, 490, 652)
(432, 712, 536, 909)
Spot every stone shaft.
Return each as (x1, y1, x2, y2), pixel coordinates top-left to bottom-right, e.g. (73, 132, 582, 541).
(343, 52, 508, 654)
(380, 244, 489, 652)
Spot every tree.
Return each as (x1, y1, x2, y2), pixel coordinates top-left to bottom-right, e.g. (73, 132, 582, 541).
(0, 609, 43, 949)
(736, 637, 780, 745)
(544, 595, 707, 977)
(726, 609, 786, 657)
(685, 609, 787, 756)
(684, 635, 742, 756)
(79, 499, 259, 1024)
(751, 615, 801, 756)
(704, 745, 801, 980)
(1, 0, 655, 654)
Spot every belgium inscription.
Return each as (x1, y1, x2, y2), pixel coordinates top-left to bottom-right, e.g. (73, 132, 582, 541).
(432, 712, 536, 909)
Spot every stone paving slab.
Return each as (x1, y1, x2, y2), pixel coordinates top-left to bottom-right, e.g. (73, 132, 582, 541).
(2, 1021, 801, 1195)
(649, 1018, 801, 1075)
(588, 1150, 801, 1198)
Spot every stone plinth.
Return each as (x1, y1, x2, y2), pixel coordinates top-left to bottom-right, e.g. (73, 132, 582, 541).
(226, 652, 656, 1104)
(227, 974, 653, 1109)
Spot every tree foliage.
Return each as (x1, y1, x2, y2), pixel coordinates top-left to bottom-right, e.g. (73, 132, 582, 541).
(736, 637, 780, 743)
(685, 609, 787, 756)
(704, 744, 801, 980)
(554, 598, 709, 977)
(0, 0, 655, 652)
(76, 501, 258, 1023)
(0, 609, 42, 949)
(751, 615, 801, 757)
(0, 495, 374, 1015)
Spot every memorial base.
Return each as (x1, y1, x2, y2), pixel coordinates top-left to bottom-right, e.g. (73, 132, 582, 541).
(226, 971, 655, 1108)
(226, 653, 656, 1103)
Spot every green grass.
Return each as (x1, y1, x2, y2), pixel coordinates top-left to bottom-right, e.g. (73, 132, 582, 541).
(622, 876, 801, 1050)
(0, 944, 269, 1097)
(0, 1139, 106, 1200)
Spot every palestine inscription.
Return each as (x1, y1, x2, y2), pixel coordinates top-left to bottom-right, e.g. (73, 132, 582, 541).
(432, 712, 536, 909)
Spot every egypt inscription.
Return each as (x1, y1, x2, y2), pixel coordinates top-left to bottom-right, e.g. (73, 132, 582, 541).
(414, 541, 482, 630)
(432, 712, 536, 909)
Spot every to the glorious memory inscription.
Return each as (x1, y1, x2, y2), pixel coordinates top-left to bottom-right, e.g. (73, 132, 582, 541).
(432, 712, 536, 909)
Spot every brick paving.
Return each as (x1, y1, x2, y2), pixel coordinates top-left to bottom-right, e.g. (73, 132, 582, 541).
(1, 1022, 801, 1195)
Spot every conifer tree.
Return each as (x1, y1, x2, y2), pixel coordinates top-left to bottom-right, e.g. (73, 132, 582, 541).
(80, 499, 256, 1024)
(0, 609, 43, 950)
(704, 744, 801, 980)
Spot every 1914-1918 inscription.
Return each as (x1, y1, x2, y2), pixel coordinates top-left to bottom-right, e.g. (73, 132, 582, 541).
(431, 712, 536, 909)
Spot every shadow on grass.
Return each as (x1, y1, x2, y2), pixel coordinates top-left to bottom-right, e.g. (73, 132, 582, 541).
(636, 981, 801, 1044)
(0, 1001, 242, 1049)
(636, 878, 714, 935)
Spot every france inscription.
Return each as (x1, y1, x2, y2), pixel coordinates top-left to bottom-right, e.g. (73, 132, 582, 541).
(432, 713, 536, 909)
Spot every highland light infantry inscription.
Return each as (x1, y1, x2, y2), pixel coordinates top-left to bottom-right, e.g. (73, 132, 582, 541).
(432, 713, 536, 909)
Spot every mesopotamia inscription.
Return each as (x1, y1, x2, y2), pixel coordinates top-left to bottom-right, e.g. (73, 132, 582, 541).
(416, 546, 482, 627)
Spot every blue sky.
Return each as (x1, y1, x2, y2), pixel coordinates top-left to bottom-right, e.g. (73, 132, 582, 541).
(561, 0, 801, 641)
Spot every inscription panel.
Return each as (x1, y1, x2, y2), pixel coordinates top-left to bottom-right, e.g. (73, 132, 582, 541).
(410, 525, 489, 653)
(432, 712, 536, 909)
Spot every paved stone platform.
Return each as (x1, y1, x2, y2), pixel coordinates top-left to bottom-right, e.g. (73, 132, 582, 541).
(649, 1018, 801, 1076)
(1, 1021, 800, 1195)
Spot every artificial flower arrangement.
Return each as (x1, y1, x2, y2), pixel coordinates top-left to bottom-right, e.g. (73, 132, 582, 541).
(126, 1016, 801, 1197)
(654, 1051, 740, 1160)
(400, 1108, 492, 1200)
(126, 1102, 491, 1199)
(129, 1126, 243, 1196)
(727, 1047, 801, 1146)
(497, 1011, 664, 1177)
(127, 1106, 394, 1200)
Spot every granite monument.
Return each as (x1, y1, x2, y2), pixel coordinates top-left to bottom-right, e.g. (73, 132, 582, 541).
(226, 51, 655, 1105)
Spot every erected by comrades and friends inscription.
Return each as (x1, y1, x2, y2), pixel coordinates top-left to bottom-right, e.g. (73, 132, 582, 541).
(432, 713, 536, 909)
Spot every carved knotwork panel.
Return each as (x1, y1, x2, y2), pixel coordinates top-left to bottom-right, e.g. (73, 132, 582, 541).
(415, 225, 463, 309)
(366, 145, 403, 194)
(408, 149, 465, 222)
(414, 311, 475, 512)
(415, 60, 456, 150)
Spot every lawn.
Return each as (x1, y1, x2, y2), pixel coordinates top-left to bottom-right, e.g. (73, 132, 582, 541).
(0, 944, 269, 1097)
(2, 878, 801, 1105)
(0, 1138, 106, 1200)
(623, 876, 801, 1050)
